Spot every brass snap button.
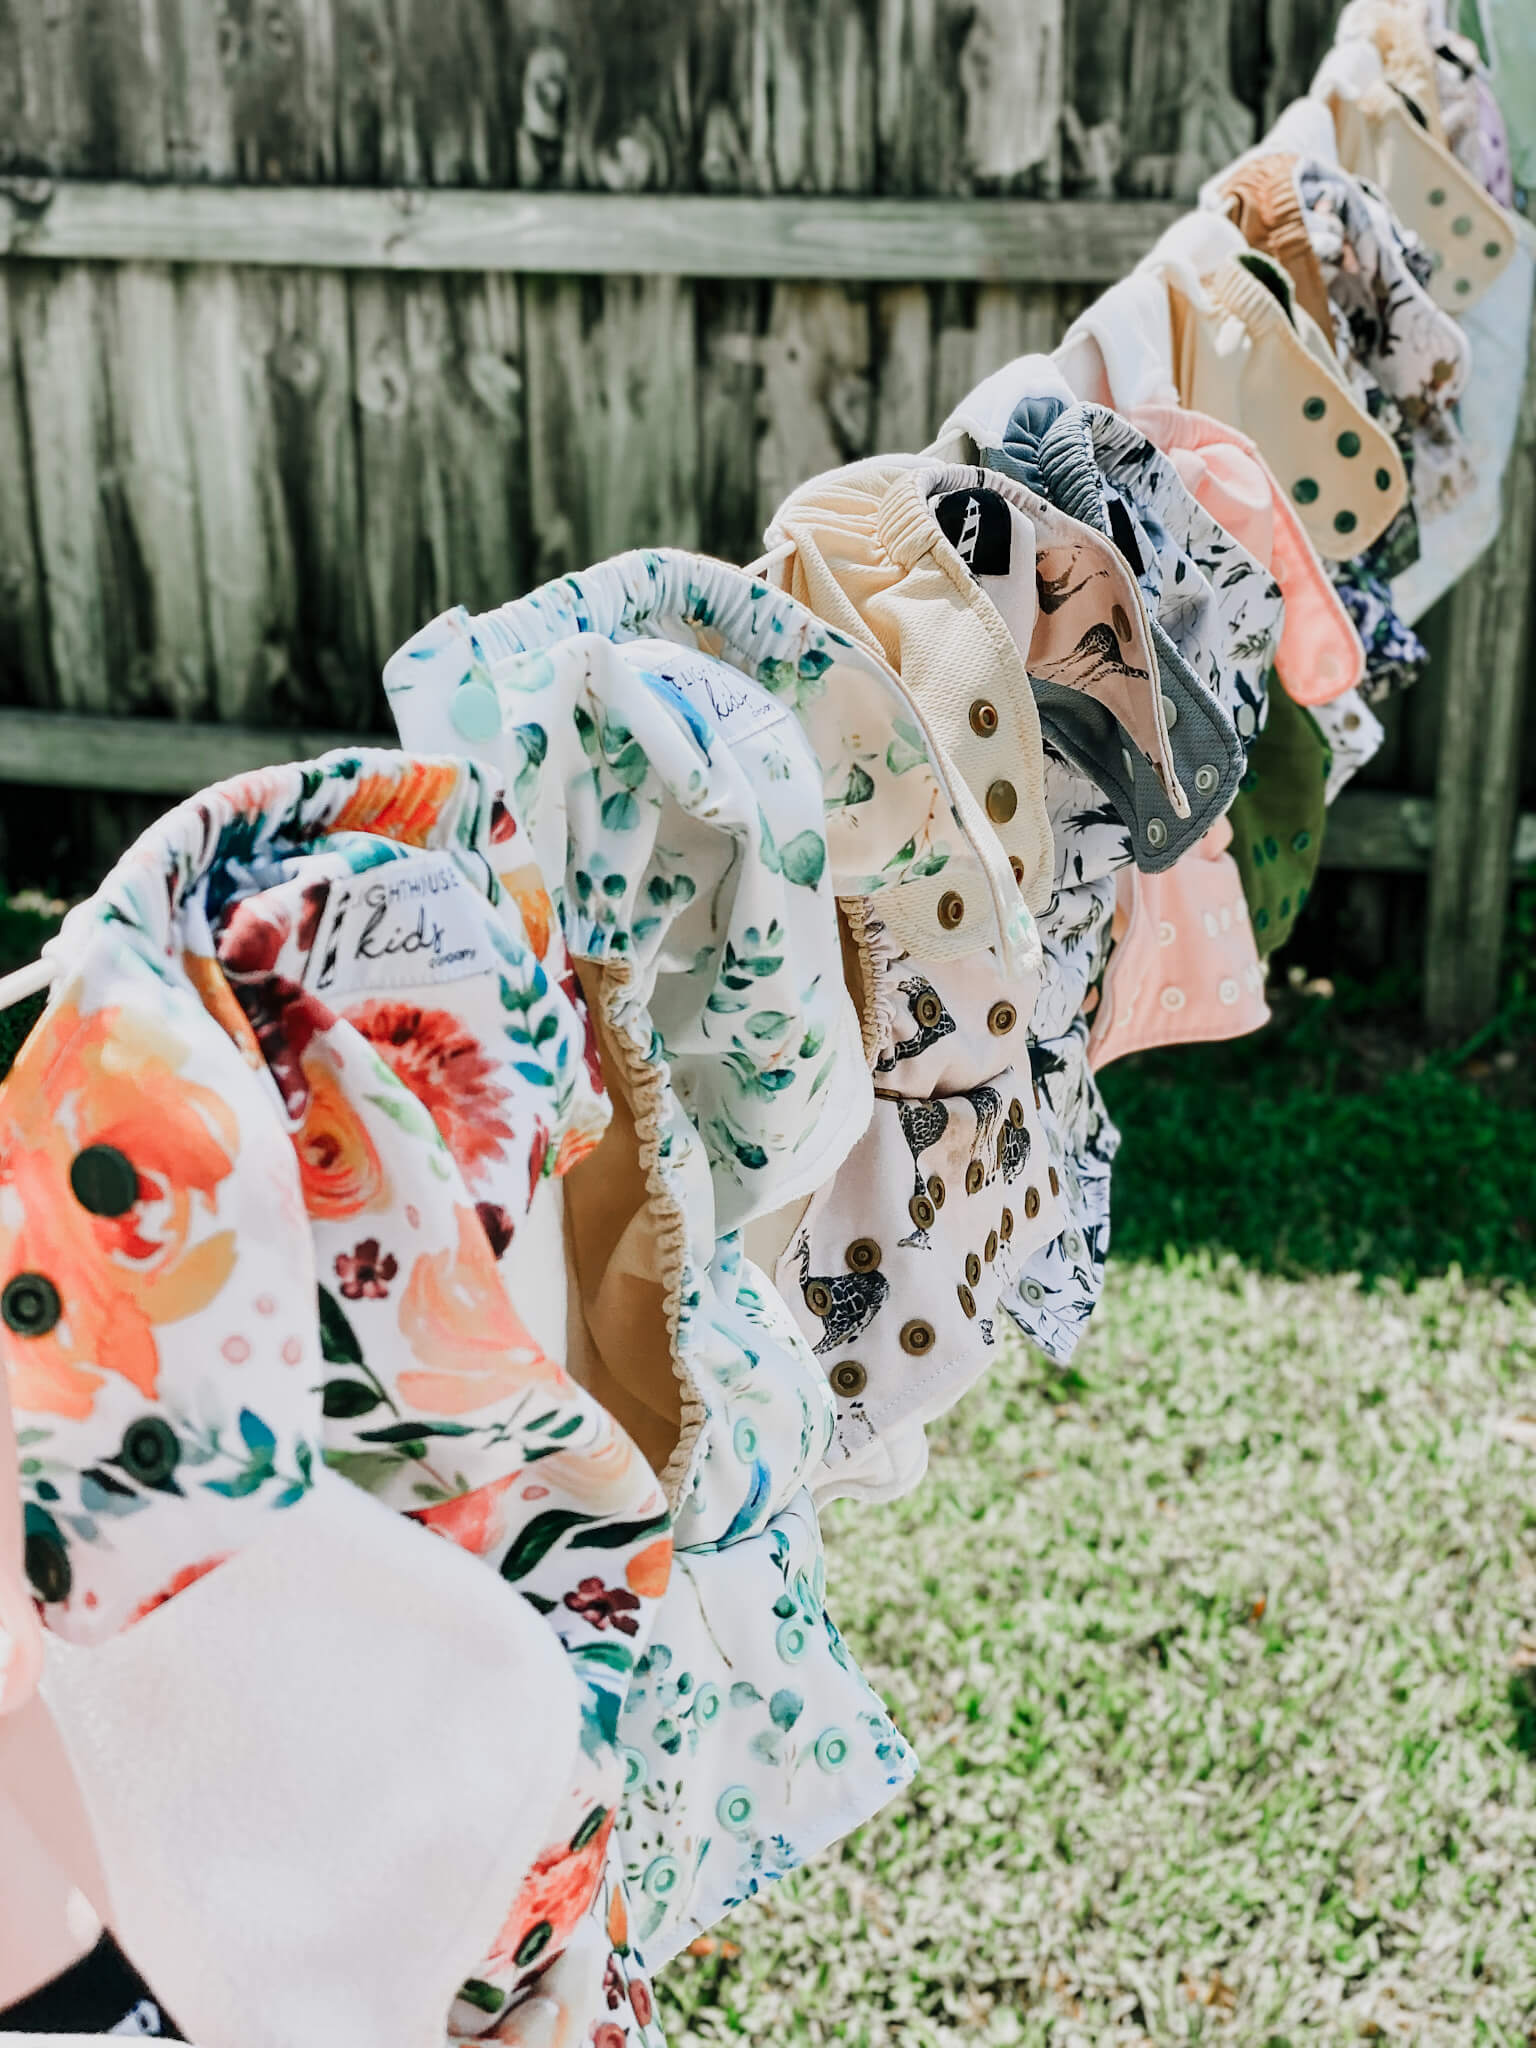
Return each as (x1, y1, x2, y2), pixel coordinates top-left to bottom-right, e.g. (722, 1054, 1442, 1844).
(985, 780, 1017, 824)
(1009, 855, 1025, 886)
(928, 1175, 946, 1208)
(969, 699, 999, 736)
(1048, 1165, 1060, 1197)
(938, 891, 965, 930)
(957, 1283, 976, 1319)
(965, 1160, 984, 1195)
(914, 990, 944, 1029)
(70, 1143, 139, 1217)
(1000, 1206, 1014, 1242)
(987, 1000, 1017, 1036)
(899, 1319, 936, 1355)
(1023, 1186, 1041, 1220)
(846, 1238, 882, 1273)
(2, 1273, 61, 1337)
(965, 1252, 981, 1286)
(1008, 1098, 1024, 1128)
(985, 1229, 998, 1263)
(831, 1360, 867, 1398)
(804, 1280, 834, 1317)
(909, 1192, 936, 1229)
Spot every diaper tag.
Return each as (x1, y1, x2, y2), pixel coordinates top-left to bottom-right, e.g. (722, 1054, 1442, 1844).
(302, 855, 498, 997)
(1105, 492, 1146, 578)
(621, 639, 792, 745)
(934, 488, 1011, 578)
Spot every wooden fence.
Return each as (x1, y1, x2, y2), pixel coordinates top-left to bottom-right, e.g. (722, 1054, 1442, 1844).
(0, 0, 1532, 1035)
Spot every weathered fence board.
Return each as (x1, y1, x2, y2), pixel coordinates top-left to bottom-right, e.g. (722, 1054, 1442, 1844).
(1424, 308, 1536, 1039)
(0, 182, 1189, 283)
(0, 0, 1529, 1030)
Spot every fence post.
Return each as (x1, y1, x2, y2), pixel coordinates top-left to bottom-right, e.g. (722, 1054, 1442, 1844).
(1423, 254, 1536, 1041)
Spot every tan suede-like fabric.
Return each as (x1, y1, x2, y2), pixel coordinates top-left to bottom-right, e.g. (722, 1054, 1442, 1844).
(1171, 252, 1407, 558)
(560, 957, 700, 1499)
(1221, 154, 1336, 337)
(1317, 33, 1515, 313)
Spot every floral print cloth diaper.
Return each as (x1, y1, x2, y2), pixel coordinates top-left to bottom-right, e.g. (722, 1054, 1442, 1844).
(1295, 158, 1474, 525)
(386, 558, 922, 1976)
(0, 749, 679, 2043)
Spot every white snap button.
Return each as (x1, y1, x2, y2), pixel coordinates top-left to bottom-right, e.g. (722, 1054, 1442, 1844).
(1219, 905, 1232, 931)
(1160, 986, 1186, 1011)
(1203, 911, 1219, 938)
(1162, 693, 1178, 728)
(1157, 919, 1176, 946)
(1146, 817, 1168, 848)
(1218, 978, 1238, 1005)
(1122, 748, 1135, 779)
(1194, 764, 1219, 795)
(1236, 704, 1256, 738)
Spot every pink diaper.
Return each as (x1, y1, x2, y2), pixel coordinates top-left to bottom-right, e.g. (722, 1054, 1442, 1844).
(1129, 402, 1364, 708)
(1089, 814, 1270, 1069)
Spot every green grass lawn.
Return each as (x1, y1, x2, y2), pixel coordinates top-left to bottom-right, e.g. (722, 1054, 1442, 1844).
(662, 1260, 1536, 2044)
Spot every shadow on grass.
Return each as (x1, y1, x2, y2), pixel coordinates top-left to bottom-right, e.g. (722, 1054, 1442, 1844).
(1100, 961, 1536, 1291)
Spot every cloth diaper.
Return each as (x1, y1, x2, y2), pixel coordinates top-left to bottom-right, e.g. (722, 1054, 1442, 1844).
(1333, 558, 1430, 701)
(777, 923, 1061, 1486)
(1057, 210, 1410, 562)
(1089, 816, 1270, 1069)
(1295, 158, 1474, 522)
(1431, 21, 1515, 201)
(981, 393, 1282, 863)
(1228, 685, 1333, 955)
(386, 560, 923, 1971)
(1126, 401, 1364, 709)
(1391, 212, 1536, 621)
(0, 750, 669, 2044)
(1314, 30, 1515, 311)
(1313, 685, 1387, 801)
(761, 454, 1187, 875)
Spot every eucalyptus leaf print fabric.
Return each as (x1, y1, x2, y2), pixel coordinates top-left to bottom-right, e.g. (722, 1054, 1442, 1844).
(0, 750, 679, 2043)
(386, 559, 922, 1973)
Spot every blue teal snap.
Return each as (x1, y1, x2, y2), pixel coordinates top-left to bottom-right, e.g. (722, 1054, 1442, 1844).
(733, 1418, 758, 1461)
(642, 1855, 680, 1899)
(621, 1747, 648, 1789)
(694, 1683, 721, 1725)
(815, 1727, 852, 1772)
(716, 1785, 756, 1834)
(775, 1616, 810, 1663)
(450, 680, 502, 741)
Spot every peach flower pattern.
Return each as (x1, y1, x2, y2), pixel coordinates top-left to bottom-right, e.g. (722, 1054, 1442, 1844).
(0, 1000, 238, 1421)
